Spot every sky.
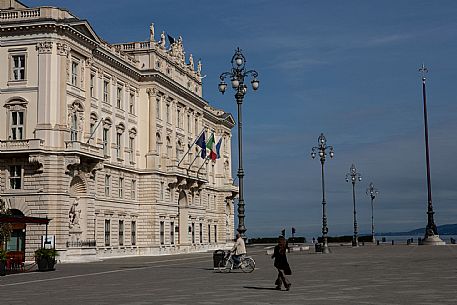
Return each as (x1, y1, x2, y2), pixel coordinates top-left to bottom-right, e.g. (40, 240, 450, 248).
(24, 0, 457, 238)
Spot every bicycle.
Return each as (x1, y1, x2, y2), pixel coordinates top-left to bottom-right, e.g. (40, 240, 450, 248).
(218, 251, 255, 273)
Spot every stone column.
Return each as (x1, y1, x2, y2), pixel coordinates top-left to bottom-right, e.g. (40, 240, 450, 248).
(146, 88, 157, 168)
(35, 41, 54, 144)
(55, 42, 70, 148)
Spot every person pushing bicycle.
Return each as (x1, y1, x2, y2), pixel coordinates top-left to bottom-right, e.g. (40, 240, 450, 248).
(231, 233, 246, 268)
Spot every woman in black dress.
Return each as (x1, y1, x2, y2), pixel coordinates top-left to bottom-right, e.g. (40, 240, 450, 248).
(271, 235, 291, 290)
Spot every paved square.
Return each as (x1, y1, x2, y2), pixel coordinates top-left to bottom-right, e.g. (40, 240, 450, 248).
(1, 244, 456, 305)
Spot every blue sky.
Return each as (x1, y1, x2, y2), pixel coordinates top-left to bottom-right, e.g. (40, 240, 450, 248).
(25, 0, 457, 237)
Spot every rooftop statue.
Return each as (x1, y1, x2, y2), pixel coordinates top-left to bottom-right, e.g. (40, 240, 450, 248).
(149, 23, 155, 42)
(160, 31, 166, 49)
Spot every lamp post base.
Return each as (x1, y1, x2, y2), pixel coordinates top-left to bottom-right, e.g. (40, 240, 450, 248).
(322, 244, 330, 254)
(421, 234, 446, 246)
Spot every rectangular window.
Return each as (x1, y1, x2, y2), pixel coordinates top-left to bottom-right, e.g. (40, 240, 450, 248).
(156, 99, 160, 119)
(160, 221, 165, 245)
(103, 80, 109, 103)
(191, 223, 195, 244)
(117, 86, 123, 109)
(10, 111, 24, 140)
(129, 137, 134, 163)
(170, 222, 175, 245)
(116, 132, 122, 159)
(90, 74, 95, 97)
(166, 104, 170, 123)
(12, 55, 26, 80)
(119, 220, 124, 246)
(214, 225, 217, 243)
(187, 114, 191, 132)
(105, 174, 110, 197)
(119, 177, 124, 198)
(71, 61, 78, 86)
(104, 219, 110, 246)
(208, 224, 211, 243)
(103, 128, 109, 156)
(199, 223, 203, 244)
(9, 165, 22, 189)
(129, 93, 135, 114)
(131, 180, 136, 200)
(160, 182, 164, 200)
(177, 108, 181, 128)
(195, 118, 198, 135)
(131, 221, 136, 246)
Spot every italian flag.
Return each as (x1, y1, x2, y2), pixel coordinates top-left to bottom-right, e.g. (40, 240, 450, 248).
(206, 133, 217, 161)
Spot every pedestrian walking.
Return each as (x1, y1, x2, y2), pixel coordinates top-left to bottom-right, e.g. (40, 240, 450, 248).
(271, 235, 292, 291)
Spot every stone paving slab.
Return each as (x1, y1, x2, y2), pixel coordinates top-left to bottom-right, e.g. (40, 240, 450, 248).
(0, 244, 456, 305)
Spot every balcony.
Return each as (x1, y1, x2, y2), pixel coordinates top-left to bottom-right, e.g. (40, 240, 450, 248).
(65, 141, 104, 161)
(0, 7, 75, 22)
(0, 139, 44, 153)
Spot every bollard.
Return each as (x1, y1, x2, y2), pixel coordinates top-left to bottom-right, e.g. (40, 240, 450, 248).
(391, 240, 394, 245)
(376, 240, 380, 246)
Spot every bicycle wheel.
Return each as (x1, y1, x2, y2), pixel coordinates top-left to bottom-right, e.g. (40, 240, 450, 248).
(241, 257, 255, 273)
(218, 258, 232, 273)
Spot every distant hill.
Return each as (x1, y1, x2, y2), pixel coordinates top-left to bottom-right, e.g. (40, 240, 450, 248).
(376, 223, 457, 236)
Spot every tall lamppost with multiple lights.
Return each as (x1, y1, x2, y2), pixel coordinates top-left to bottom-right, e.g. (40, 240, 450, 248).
(346, 164, 362, 247)
(311, 133, 334, 253)
(218, 48, 259, 239)
(366, 182, 379, 243)
(418, 64, 444, 245)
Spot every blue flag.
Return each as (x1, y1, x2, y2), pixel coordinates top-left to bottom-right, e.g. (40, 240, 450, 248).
(167, 34, 175, 45)
(215, 138, 222, 159)
(195, 132, 206, 159)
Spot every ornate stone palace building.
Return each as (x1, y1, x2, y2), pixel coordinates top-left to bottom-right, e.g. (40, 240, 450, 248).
(0, 0, 237, 262)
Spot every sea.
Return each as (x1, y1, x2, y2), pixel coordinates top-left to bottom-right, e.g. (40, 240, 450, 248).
(372, 234, 457, 245)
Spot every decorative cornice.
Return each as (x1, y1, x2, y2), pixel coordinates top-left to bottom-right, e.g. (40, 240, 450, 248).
(36, 41, 53, 54)
(56, 42, 70, 56)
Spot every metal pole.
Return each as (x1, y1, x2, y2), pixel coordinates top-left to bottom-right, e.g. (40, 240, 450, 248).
(321, 159, 329, 253)
(236, 90, 246, 238)
(422, 75, 437, 237)
(371, 196, 375, 243)
(352, 182, 358, 247)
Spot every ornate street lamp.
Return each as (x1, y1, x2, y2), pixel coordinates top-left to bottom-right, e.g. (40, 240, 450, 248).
(346, 164, 362, 247)
(418, 64, 444, 245)
(311, 133, 334, 253)
(366, 182, 379, 243)
(218, 48, 259, 239)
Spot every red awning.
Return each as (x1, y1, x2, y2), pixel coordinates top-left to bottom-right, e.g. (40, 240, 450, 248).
(0, 214, 51, 224)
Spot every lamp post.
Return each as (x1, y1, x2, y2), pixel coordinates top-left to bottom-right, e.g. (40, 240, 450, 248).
(366, 182, 379, 243)
(346, 164, 362, 247)
(311, 133, 334, 253)
(418, 64, 444, 245)
(218, 48, 259, 239)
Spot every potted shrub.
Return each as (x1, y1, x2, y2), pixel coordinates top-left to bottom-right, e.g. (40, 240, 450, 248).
(34, 248, 58, 271)
(0, 249, 6, 276)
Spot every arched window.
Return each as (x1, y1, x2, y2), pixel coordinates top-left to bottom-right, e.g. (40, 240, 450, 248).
(5, 98, 27, 140)
(129, 128, 137, 164)
(102, 118, 112, 157)
(115, 123, 125, 160)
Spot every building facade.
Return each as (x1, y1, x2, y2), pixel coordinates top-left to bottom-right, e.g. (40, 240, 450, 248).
(0, 0, 237, 262)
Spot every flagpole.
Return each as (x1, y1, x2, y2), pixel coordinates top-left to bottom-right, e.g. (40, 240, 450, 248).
(178, 129, 205, 167)
(187, 149, 201, 171)
(197, 157, 210, 179)
(86, 118, 104, 144)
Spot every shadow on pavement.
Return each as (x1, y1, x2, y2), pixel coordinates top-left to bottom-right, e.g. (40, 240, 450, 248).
(243, 286, 279, 291)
